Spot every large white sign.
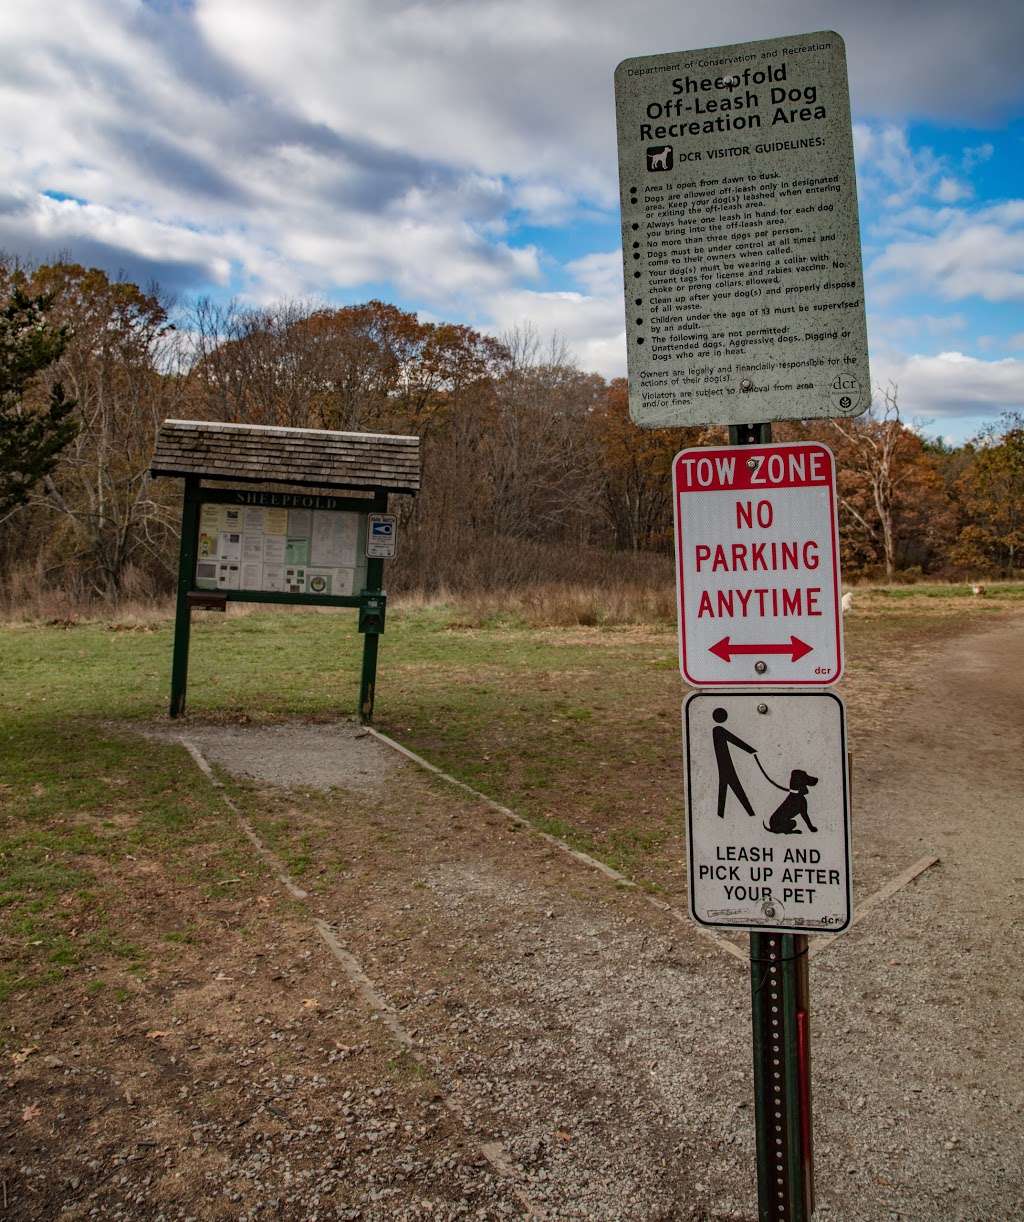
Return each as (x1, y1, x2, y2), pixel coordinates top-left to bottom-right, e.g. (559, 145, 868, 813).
(684, 691, 851, 933)
(674, 440, 843, 687)
(614, 30, 869, 426)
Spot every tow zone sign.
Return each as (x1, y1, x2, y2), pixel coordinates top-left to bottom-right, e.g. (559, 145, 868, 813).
(674, 440, 842, 687)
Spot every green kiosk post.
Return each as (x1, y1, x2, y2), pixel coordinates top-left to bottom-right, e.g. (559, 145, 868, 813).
(150, 419, 420, 722)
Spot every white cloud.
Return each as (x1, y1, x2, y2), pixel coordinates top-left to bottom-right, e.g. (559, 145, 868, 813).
(870, 202, 1024, 304)
(872, 313, 967, 341)
(0, 186, 238, 291)
(962, 143, 994, 171)
(194, 0, 621, 201)
(854, 125, 947, 208)
(935, 176, 972, 204)
(0, 0, 1022, 391)
(0, 0, 552, 310)
(565, 250, 624, 297)
(510, 182, 579, 226)
(869, 350, 1024, 420)
(854, 123, 992, 214)
(486, 287, 626, 378)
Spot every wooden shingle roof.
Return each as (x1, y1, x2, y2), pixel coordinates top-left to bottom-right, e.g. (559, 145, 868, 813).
(150, 420, 420, 494)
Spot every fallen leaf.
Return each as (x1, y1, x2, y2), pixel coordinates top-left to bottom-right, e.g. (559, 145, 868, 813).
(21, 1103, 41, 1122)
(11, 1046, 40, 1065)
(302, 998, 319, 1009)
(145, 1030, 171, 1040)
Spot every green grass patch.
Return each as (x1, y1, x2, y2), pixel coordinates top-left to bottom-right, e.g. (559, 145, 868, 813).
(2, 590, 1020, 953)
(860, 581, 1024, 600)
(0, 712, 257, 998)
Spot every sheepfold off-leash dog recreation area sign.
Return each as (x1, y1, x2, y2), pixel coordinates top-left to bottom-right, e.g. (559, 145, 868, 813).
(150, 420, 420, 721)
(614, 30, 869, 427)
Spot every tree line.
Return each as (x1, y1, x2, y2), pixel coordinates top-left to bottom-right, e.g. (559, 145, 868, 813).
(0, 259, 1020, 608)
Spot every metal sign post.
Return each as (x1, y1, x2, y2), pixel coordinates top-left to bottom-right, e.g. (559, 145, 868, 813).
(614, 31, 868, 1219)
(358, 496, 389, 722)
(729, 423, 815, 1222)
(170, 477, 201, 718)
(751, 928, 814, 1222)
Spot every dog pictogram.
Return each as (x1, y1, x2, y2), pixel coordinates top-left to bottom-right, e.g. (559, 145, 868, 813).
(763, 769, 819, 834)
(710, 709, 822, 834)
(646, 145, 673, 171)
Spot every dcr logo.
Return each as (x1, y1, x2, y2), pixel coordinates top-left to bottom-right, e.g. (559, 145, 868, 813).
(828, 373, 861, 414)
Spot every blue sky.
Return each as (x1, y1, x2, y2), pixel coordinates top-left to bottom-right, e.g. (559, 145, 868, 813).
(2, 0, 1023, 442)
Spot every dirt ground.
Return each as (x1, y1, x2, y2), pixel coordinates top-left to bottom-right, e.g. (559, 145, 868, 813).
(3, 611, 1024, 1219)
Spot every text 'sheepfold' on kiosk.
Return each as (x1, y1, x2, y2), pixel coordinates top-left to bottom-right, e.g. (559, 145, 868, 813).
(149, 419, 420, 722)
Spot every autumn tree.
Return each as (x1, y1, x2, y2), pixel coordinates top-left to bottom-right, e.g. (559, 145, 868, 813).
(591, 378, 711, 551)
(952, 413, 1024, 575)
(186, 298, 507, 438)
(824, 385, 954, 580)
(479, 327, 604, 542)
(23, 264, 182, 599)
(185, 298, 332, 429)
(0, 279, 77, 517)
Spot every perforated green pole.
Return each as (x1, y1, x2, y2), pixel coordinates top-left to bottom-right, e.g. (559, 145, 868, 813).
(169, 477, 200, 718)
(750, 932, 814, 1221)
(730, 422, 814, 1222)
(358, 620, 381, 722)
(357, 492, 388, 722)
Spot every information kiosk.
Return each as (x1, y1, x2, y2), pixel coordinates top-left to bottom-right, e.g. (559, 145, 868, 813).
(150, 419, 420, 721)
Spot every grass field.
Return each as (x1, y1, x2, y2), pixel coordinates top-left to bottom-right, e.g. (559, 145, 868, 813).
(3, 582, 1024, 1217)
(1, 581, 1022, 1014)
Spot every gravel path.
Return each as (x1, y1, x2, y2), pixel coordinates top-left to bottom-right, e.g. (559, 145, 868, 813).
(141, 612, 1024, 1219)
(164, 721, 404, 794)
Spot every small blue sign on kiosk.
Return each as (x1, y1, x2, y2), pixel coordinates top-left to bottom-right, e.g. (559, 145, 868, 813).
(367, 513, 398, 559)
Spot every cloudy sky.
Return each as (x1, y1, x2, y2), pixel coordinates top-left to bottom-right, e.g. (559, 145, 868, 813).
(3, 0, 1023, 440)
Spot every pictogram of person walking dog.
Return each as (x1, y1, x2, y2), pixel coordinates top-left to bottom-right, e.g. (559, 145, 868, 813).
(711, 707, 819, 834)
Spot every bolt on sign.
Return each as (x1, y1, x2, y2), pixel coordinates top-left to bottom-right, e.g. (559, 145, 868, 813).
(614, 30, 869, 427)
(673, 440, 843, 687)
(684, 691, 852, 933)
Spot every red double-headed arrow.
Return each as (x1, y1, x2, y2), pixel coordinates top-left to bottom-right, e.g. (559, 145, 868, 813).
(709, 635, 813, 663)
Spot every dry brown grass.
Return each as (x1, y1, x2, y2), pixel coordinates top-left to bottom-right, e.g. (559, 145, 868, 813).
(5, 561, 1020, 633)
(423, 580, 677, 628)
(0, 590, 264, 629)
(839, 579, 1024, 620)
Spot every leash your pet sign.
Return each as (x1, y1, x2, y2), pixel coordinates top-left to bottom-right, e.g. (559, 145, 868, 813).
(674, 439, 843, 686)
(684, 690, 851, 933)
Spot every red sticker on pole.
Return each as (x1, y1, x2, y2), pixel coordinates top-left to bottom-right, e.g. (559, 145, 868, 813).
(673, 441, 843, 687)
